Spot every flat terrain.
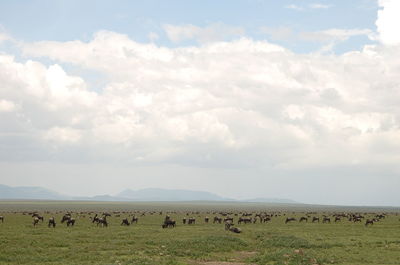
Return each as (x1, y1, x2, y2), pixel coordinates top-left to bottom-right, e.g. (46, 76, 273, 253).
(0, 201, 399, 265)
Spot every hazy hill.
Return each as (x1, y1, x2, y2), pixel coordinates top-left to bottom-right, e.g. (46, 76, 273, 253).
(0, 184, 69, 200)
(0, 184, 299, 203)
(116, 188, 232, 201)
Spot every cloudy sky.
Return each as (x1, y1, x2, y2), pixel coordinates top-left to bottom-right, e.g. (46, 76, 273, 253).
(1, 0, 400, 206)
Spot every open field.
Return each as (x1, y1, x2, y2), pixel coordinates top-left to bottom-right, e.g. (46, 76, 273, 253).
(0, 201, 399, 265)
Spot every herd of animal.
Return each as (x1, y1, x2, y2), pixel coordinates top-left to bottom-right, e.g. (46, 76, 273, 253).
(0, 211, 394, 233)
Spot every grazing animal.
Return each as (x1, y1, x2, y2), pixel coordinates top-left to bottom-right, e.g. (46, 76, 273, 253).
(213, 216, 222, 224)
(162, 215, 176, 228)
(312, 217, 320, 223)
(0, 216, 4, 223)
(162, 220, 176, 228)
(365, 219, 374, 226)
(225, 221, 242, 233)
(238, 217, 252, 224)
(262, 217, 271, 223)
(33, 217, 40, 227)
(299, 217, 308, 222)
(61, 214, 75, 227)
(182, 217, 186, 224)
(204, 216, 209, 223)
(335, 217, 341, 222)
(66, 218, 75, 227)
(91, 214, 100, 223)
(48, 217, 56, 228)
(97, 217, 108, 227)
(121, 218, 130, 226)
(285, 217, 296, 224)
(322, 217, 331, 223)
(188, 217, 196, 225)
(131, 216, 139, 224)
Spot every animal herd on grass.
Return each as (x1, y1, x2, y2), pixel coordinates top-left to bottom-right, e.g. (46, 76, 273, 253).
(0, 211, 391, 233)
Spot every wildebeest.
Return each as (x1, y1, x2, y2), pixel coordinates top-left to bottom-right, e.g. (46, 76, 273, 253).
(48, 217, 56, 228)
(285, 217, 296, 224)
(97, 217, 108, 227)
(365, 219, 374, 226)
(162, 215, 176, 228)
(91, 214, 100, 223)
(238, 217, 252, 224)
(0, 216, 4, 223)
(334, 217, 341, 222)
(32, 213, 44, 222)
(131, 216, 139, 224)
(61, 214, 75, 227)
(312, 217, 320, 223)
(121, 218, 130, 226)
(213, 216, 222, 224)
(204, 216, 209, 223)
(188, 217, 196, 225)
(262, 217, 271, 223)
(225, 221, 242, 233)
(322, 217, 331, 223)
(299, 217, 308, 222)
(33, 217, 40, 227)
(182, 217, 186, 224)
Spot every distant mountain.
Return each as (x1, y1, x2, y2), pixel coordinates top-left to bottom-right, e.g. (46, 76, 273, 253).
(116, 188, 232, 201)
(0, 184, 299, 204)
(0, 184, 70, 200)
(242, 198, 299, 204)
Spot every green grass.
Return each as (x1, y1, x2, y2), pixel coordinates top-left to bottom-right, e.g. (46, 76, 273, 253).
(0, 201, 399, 265)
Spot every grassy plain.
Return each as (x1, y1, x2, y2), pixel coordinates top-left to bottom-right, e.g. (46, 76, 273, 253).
(0, 201, 399, 265)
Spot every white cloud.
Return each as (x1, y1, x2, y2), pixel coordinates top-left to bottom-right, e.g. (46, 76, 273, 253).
(44, 127, 82, 143)
(0, 30, 396, 174)
(285, 4, 304, 11)
(376, 0, 400, 45)
(0, 99, 17, 112)
(299, 28, 373, 46)
(309, 3, 332, 9)
(163, 23, 245, 43)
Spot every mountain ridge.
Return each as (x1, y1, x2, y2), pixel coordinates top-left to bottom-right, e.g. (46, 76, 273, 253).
(0, 184, 300, 204)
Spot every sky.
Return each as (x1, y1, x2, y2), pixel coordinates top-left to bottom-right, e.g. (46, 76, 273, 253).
(0, 0, 400, 206)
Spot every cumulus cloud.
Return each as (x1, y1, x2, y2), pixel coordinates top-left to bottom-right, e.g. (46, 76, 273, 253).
(376, 0, 400, 45)
(0, 99, 17, 112)
(0, 30, 397, 173)
(163, 23, 245, 43)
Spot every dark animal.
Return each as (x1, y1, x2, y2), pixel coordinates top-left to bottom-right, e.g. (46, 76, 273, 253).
(97, 217, 108, 227)
(365, 219, 374, 226)
(334, 217, 341, 222)
(91, 214, 100, 223)
(131, 216, 139, 224)
(162, 219, 176, 228)
(238, 217, 252, 224)
(322, 217, 331, 223)
(0, 216, 4, 223)
(188, 217, 196, 225)
(61, 214, 75, 227)
(299, 217, 308, 222)
(204, 216, 209, 223)
(225, 221, 242, 233)
(121, 218, 130, 226)
(33, 217, 40, 227)
(213, 216, 222, 224)
(285, 217, 296, 224)
(312, 217, 320, 223)
(182, 217, 186, 224)
(48, 217, 56, 228)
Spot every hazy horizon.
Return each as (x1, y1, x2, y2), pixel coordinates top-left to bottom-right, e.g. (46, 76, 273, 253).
(1, 1, 400, 207)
